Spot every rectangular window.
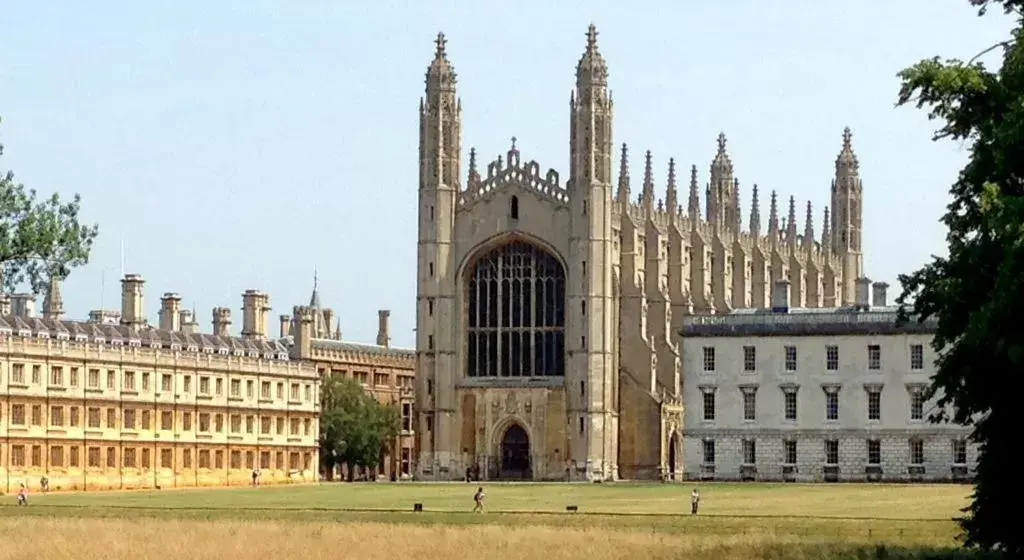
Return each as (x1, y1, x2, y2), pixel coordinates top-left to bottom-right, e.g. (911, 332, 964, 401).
(50, 366, 63, 387)
(31, 405, 42, 425)
(162, 374, 173, 392)
(824, 439, 839, 465)
(702, 347, 715, 371)
(69, 406, 79, 427)
(199, 376, 210, 395)
(106, 447, 116, 468)
(11, 445, 25, 467)
(261, 416, 271, 434)
(231, 379, 241, 397)
(742, 439, 756, 465)
(742, 390, 756, 421)
(825, 392, 839, 421)
(141, 372, 150, 392)
(261, 381, 272, 399)
(702, 391, 715, 421)
(183, 412, 192, 431)
(123, 409, 136, 430)
(161, 449, 173, 468)
(124, 371, 135, 391)
(11, 404, 25, 425)
(867, 439, 881, 465)
(910, 344, 924, 370)
(783, 440, 797, 464)
(11, 363, 24, 384)
(867, 390, 881, 421)
(87, 408, 101, 428)
(88, 369, 100, 388)
(70, 368, 79, 387)
(825, 345, 839, 371)
(88, 447, 101, 468)
(910, 390, 924, 420)
(702, 440, 715, 464)
(742, 346, 756, 372)
(867, 345, 881, 370)
(106, 408, 116, 428)
(50, 445, 64, 467)
(401, 403, 412, 432)
(909, 438, 924, 465)
(161, 411, 173, 430)
(70, 446, 81, 468)
(952, 439, 967, 464)
(784, 392, 798, 420)
(50, 405, 65, 427)
(247, 380, 255, 398)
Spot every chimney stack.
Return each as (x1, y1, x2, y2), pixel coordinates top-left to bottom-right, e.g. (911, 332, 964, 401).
(42, 277, 63, 320)
(159, 293, 182, 331)
(179, 308, 199, 335)
(241, 290, 271, 340)
(88, 309, 120, 325)
(770, 279, 791, 313)
(871, 282, 889, 307)
(376, 309, 391, 347)
(855, 277, 872, 310)
(10, 293, 36, 318)
(212, 307, 232, 336)
(279, 314, 292, 338)
(120, 274, 146, 329)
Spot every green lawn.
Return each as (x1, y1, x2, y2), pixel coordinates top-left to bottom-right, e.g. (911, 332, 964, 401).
(0, 482, 979, 555)
(10, 481, 968, 520)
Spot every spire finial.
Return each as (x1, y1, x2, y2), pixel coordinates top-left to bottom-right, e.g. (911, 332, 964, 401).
(717, 132, 727, 152)
(510, 136, 518, 152)
(586, 24, 598, 52)
(617, 143, 630, 203)
(434, 32, 447, 57)
(313, 267, 318, 291)
(842, 126, 852, 149)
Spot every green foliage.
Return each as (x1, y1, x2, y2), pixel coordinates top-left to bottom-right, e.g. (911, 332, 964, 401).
(895, 2, 1023, 556)
(319, 374, 400, 480)
(0, 116, 99, 293)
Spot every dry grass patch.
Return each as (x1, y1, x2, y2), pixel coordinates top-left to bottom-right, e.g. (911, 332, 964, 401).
(0, 517, 967, 560)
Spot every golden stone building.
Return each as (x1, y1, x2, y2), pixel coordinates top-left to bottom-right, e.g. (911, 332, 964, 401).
(414, 27, 866, 481)
(0, 274, 320, 493)
(280, 279, 416, 480)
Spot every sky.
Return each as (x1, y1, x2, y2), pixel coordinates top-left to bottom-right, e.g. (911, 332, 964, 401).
(0, 1, 1014, 348)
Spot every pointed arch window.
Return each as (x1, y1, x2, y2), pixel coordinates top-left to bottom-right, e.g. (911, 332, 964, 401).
(466, 241, 565, 377)
(510, 196, 519, 220)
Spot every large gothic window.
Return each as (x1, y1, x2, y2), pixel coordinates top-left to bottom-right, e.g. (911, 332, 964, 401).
(466, 241, 565, 377)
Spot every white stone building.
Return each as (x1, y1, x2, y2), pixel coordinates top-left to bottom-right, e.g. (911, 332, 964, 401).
(680, 278, 977, 482)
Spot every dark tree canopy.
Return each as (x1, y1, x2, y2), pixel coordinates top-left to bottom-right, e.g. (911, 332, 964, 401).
(0, 116, 99, 293)
(895, 1, 1024, 554)
(319, 374, 400, 481)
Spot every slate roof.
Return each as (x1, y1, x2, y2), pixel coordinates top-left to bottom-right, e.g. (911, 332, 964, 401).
(280, 336, 415, 360)
(0, 315, 292, 361)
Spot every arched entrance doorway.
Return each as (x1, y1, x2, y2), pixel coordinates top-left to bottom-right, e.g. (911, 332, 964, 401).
(499, 424, 531, 480)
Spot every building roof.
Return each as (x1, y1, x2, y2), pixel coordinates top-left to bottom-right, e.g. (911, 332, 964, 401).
(0, 314, 292, 360)
(279, 336, 416, 360)
(679, 305, 938, 338)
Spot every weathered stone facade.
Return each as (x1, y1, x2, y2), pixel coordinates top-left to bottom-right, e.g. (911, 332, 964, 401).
(680, 282, 977, 482)
(414, 26, 866, 481)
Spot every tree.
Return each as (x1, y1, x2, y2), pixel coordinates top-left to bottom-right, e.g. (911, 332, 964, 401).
(0, 117, 100, 293)
(319, 374, 400, 481)
(894, 1, 1024, 554)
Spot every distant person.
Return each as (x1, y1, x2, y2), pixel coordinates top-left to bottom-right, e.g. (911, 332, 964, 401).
(17, 484, 27, 506)
(39, 476, 48, 493)
(473, 487, 485, 513)
(251, 468, 259, 487)
(690, 488, 700, 515)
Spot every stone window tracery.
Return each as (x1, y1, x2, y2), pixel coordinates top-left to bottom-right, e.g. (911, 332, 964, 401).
(466, 241, 565, 377)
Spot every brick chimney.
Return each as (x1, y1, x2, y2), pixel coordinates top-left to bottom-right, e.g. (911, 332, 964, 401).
(120, 274, 146, 329)
(376, 309, 391, 347)
(241, 290, 271, 340)
(212, 307, 232, 336)
(159, 293, 182, 331)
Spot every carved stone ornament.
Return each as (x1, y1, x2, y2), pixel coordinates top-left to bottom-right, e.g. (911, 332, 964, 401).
(504, 392, 518, 414)
(524, 399, 532, 415)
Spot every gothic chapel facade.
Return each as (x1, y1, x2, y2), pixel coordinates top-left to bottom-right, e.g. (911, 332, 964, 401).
(415, 26, 865, 481)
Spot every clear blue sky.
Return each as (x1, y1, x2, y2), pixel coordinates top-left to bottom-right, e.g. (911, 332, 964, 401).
(0, 1, 1013, 347)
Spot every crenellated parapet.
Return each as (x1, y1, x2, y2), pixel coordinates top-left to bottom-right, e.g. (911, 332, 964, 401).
(459, 140, 567, 208)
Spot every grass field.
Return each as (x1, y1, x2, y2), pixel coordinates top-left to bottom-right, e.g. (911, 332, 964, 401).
(0, 482, 992, 560)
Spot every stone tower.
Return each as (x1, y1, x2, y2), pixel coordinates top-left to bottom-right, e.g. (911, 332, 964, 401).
(567, 24, 618, 479)
(416, 32, 461, 475)
(831, 127, 864, 304)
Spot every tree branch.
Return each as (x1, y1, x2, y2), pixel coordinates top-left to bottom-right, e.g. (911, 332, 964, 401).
(968, 40, 1014, 64)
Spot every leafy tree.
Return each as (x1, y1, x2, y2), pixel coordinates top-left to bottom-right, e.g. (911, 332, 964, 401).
(0, 116, 99, 292)
(319, 374, 400, 481)
(895, 1, 1024, 554)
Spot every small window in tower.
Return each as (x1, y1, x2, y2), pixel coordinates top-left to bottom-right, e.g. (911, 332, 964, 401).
(510, 196, 519, 220)
(428, 298, 434, 316)
(428, 262, 434, 277)
(582, 261, 587, 275)
(429, 205, 434, 221)
(583, 200, 588, 215)
(427, 380, 433, 395)
(580, 381, 585, 398)
(579, 417, 584, 435)
(581, 301, 586, 316)
(428, 335, 434, 350)
(581, 336, 587, 350)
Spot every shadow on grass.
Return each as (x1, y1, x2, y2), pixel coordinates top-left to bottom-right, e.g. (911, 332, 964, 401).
(762, 544, 1007, 560)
